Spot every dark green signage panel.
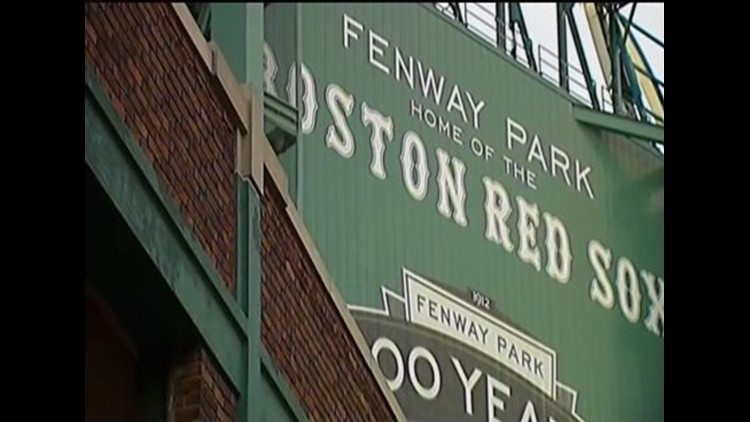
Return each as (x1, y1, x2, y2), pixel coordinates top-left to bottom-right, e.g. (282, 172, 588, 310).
(265, 4, 663, 421)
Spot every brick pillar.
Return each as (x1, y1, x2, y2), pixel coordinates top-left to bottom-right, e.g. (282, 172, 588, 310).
(168, 348, 237, 422)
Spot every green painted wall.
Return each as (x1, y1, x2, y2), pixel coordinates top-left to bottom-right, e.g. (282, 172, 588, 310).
(265, 3, 663, 421)
(263, 3, 301, 203)
(212, 3, 264, 88)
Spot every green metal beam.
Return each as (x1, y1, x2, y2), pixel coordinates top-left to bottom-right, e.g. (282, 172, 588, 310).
(618, 11, 664, 48)
(236, 185, 250, 313)
(261, 345, 309, 421)
(265, 92, 298, 135)
(508, 3, 537, 73)
(294, 3, 305, 216)
(211, 4, 246, 81)
(236, 173, 252, 422)
(611, 19, 646, 120)
(246, 3, 264, 91)
(496, 3, 505, 54)
(633, 62, 664, 88)
(620, 3, 637, 49)
(448, 2, 465, 25)
(573, 104, 663, 144)
(610, 6, 622, 113)
(212, 4, 265, 421)
(210, 3, 265, 88)
(241, 5, 265, 422)
(557, 3, 568, 92)
(565, 6, 600, 110)
(85, 67, 248, 391)
(244, 179, 263, 422)
(616, 12, 665, 107)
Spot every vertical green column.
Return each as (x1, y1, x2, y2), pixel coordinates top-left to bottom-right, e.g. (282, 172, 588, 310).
(295, 3, 304, 216)
(212, 4, 264, 421)
(245, 185, 263, 422)
(212, 4, 245, 82)
(242, 3, 264, 416)
(246, 4, 264, 96)
(212, 3, 264, 94)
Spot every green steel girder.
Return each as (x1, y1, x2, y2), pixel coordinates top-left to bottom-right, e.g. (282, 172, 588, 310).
(448, 2, 465, 25)
(619, 4, 645, 116)
(508, 3, 537, 73)
(85, 67, 248, 391)
(243, 9, 264, 422)
(496, 3, 505, 54)
(611, 19, 646, 120)
(294, 2, 305, 216)
(609, 5, 623, 113)
(265, 92, 298, 136)
(557, 3, 568, 92)
(610, 7, 664, 123)
(620, 3, 637, 48)
(211, 5, 308, 420)
(210, 5, 266, 421)
(632, 61, 664, 89)
(565, 4, 601, 110)
(573, 104, 663, 144)
(616, 12, 665, 107)
(236, 180, 250, 319)
(243, 177, 264, 422)
(265, 96, 298, 156)
(260, 345, 309, 421)
(618, 11, 664, 48)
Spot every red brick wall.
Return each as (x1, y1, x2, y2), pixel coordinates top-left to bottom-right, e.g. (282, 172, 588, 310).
(169, 348, 238, 422)
(85, 4, 239, 421)
(84, 2, 237, 293)
(86, 3, 397, 420)
(261, 175, 397, 421)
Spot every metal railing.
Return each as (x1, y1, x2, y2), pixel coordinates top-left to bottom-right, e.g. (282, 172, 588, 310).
(433, 2, 665, 124)
(435, 3, 598, 105)
(538, 43, 597, 108)
(435, 3, 663, 156)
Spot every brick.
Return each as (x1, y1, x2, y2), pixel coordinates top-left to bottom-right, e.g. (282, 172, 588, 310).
(261, 178, 397, 421)
(91, 2, 237, 290)
(121, 5, 139, 29)
(168, 346, 236, 421)
(179, 391, 200, 408)
(85, 20, 98, 45)
(87, 3, 395, 420)
(174, 405, 199, 422)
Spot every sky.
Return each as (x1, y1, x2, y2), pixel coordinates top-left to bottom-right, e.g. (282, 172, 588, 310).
(440, 3, 664, 115)
(440, 3, 664, 153)
(520, 3, 663, 109)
